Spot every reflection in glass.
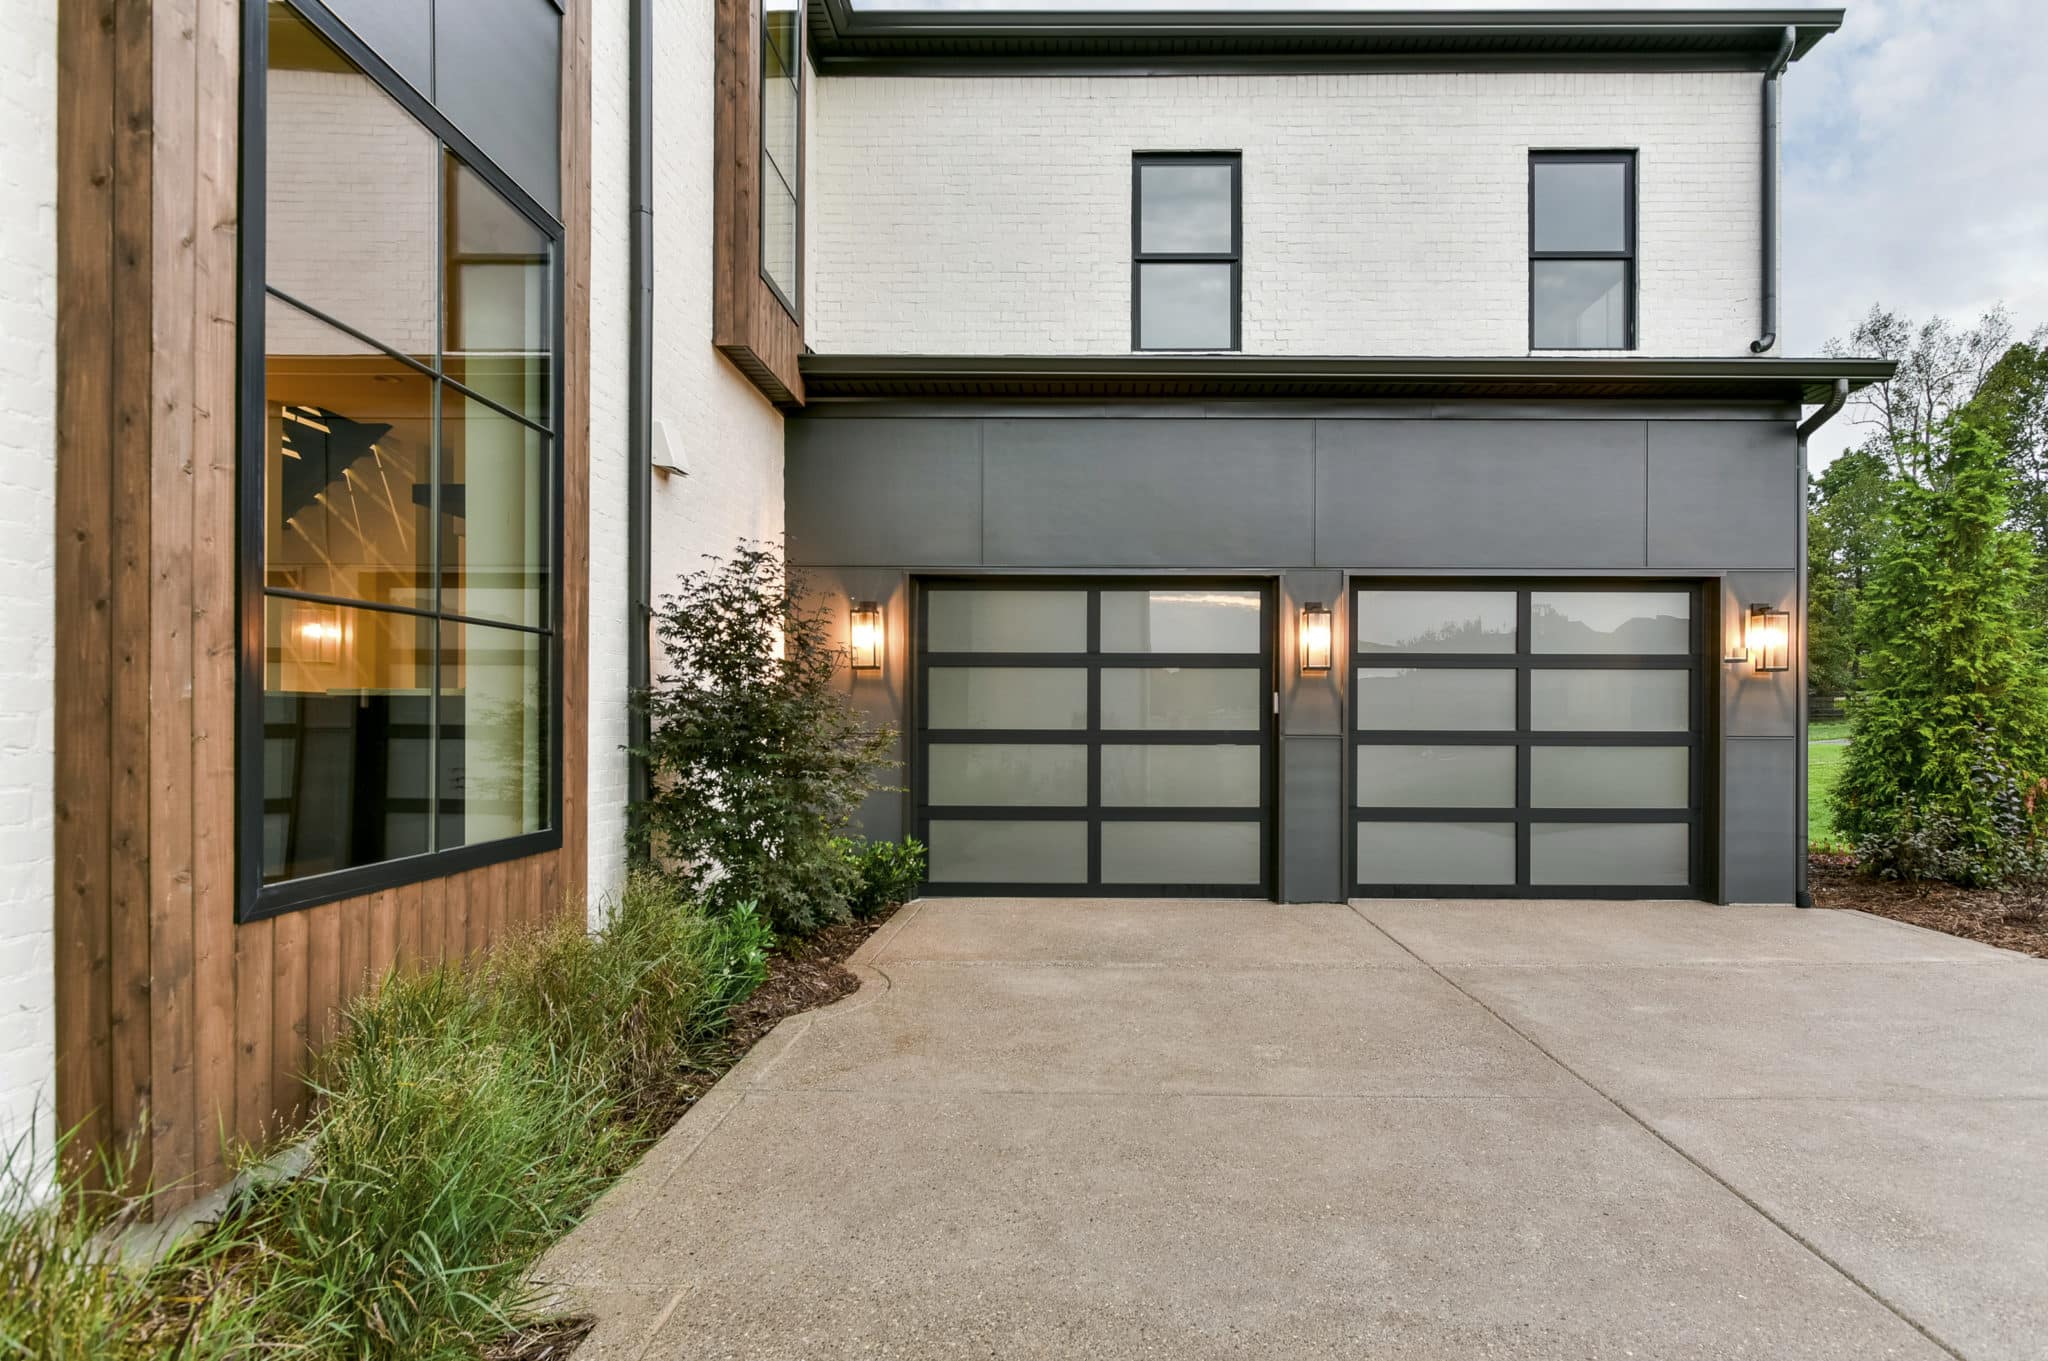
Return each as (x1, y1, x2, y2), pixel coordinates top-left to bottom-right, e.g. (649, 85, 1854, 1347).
(1138, 263, 1233, 350)
(439, 389, 547, 629)
(1532, 747, 1688, 809)
(1100, 589, 1261, 653)
(1356, 668, 1516, 731)
(1102, 821, 1259, 884)
(927, 590, 1088, 653)
(1357, 591, 1517, 654)
(262, 598, 433, 881)
(1533, 259, 1628, 349)
(1357, 746, 1515, 808)
(762, 158, 798, 306)
(439, 622, 548, 849)
(1531, 823, 1688, 886)
(928, 744, 1088, 807)
(1532, 670, 1688, 732)
(1531, 591, 1689, 655)
(1101, 745, 1261, 807)
(1357, 822, 1515, 886)
(928, 820, 1088, 883)
(264, 296, 434, 610)
(1139, 162, 1235, 254)
(444, 154, 552, 424)
(1532, 159, 1628, 252)
(1101, 668, 1260, 731)
(760, 0, 801, 305)
(928, 668, 1088, 731)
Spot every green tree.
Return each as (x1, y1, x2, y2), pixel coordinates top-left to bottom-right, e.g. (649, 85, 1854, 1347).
(1806, 449, 1894, 697)
(1964, 339, 2048, 611)
(1826, 305, 2018, 483)
(1830, 417, 2048, 885)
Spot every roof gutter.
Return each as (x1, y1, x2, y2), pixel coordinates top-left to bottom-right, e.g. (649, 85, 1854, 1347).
(1749, 25, 1797, 355)
(1791, 376, 1850, 909)
(627, 0, 654, 822)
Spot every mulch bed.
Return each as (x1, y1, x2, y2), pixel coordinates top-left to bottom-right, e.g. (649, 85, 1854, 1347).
(1810, 851, 2048, 959)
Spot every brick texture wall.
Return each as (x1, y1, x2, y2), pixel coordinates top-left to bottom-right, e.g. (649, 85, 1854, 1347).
(808, 70, 1769, 357)
(0, 1, 56, 1160)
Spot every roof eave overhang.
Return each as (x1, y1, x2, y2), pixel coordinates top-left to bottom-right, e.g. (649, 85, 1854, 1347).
(796, 354, 1895, 407)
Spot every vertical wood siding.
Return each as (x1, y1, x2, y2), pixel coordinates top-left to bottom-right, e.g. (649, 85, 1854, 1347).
(713, 0, 806, 405)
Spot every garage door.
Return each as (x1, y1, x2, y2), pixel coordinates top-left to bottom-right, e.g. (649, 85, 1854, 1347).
(1352, 583, 1704, 898)
(916, 580, 1274, 896)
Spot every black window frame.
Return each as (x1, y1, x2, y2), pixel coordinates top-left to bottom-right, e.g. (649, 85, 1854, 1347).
(1350, 579, 1705, 900)
(1131, 152, 1242, 354)
(759, 0, 804, 324)
(1528, 150, 1637, 352)
(236, 0, 567, 922)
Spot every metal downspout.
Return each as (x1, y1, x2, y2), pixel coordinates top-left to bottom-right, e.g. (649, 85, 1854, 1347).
(627, 0, 655, 823)
(1750, 26, 1797, 355)
(1792, 378, 1851, 907)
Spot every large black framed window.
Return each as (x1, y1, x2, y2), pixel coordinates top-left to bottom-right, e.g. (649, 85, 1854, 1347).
(1529, 151, 1636, 351)
(761, 0, 803, 318)
(1352, 582, 1704, 899)
(1132, 153, 1241, 352)
(915, 580, 1274, 896)
(239, 0, 564, 919)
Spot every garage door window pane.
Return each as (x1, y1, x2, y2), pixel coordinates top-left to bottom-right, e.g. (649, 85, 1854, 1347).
(1357, 746, 1515, 808)
(929, 744, 1088, 807)
(927, 590, 1088, 653)
(1531, 823, 1688, 886)
(1357, 591, 1516, 654)
(1101, 668, 1261, 730)
(1102, 821, 1259, 884)
(1531, 591, 1690, 655)
(1532, 669, 1688, 732)
(1101, 589, 1261, 653)
(928, 820, 1088, 883)
(1102, 745, 1261, 807)
(1357, 668, 1515, 731)
(1532, 747, 1688, 809)
(928, 668, 1088, 730)
(1357, 822, 1515, 886)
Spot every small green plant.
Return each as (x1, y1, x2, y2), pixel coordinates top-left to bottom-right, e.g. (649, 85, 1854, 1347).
(840, 837, 928, 919)
(631, 542, 899, 934)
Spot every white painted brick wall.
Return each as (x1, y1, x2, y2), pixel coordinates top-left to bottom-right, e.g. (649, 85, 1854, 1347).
(0, 1, 57, 1166)
(809, 70, 1768, 357)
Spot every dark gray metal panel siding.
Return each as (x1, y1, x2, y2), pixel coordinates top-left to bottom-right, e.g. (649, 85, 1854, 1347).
(980, 419, 1315, 567)
(1314, 420, 1649, 568)
(322, 0, 433, 92)
(802, 568, 911, 842)
(1280, 569, 1345, 738)
(434, 0, 562, 212)
(1281, 736, 1345, 903)
(1648, 420, 1798, 568)
(1721, 570, 1797, 737)
(1722, 738, 1797, 902)
(785, 420, 985, 567)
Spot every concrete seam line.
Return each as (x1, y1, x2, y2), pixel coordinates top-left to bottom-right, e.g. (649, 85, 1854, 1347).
(613, 1092, 753, 1232)
(1343, 903, 1970, 1361)
(627, 1292, 687, 1361)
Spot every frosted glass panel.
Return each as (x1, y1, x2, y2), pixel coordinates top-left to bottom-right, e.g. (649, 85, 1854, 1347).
(928, 668, 1088, 730)
(1357, 822, 1515, 886)
(928, 821, 1088, 883)
(1531, 592, 1690, 655)
(1101, 668, 1260, 730)
(1531, 670, 1687, 732)
(1357, 591, 1516, 654)
(1532, 747, 1688, 809)
(1531, 823, 1688, 886)
(1101, 589, 1261, 653)
(927, 590, 1087, 653)
(1102, 745, 1261, 807)
(1102, 821, 1260, 884)
(1357, 668, 1515, 731)
(1357, 746, 1515, 808)
(928, 744, 1088, 807)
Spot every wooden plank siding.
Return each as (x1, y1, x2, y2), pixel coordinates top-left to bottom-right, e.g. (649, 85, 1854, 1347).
(712, 0, 806, 406)
(53, 0, 594, 1206)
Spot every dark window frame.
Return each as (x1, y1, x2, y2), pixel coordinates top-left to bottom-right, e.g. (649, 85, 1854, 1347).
(1528, 150, 1637, 352)
(236, 0, 566, 922)
(1131, 152, 1242, 353)
(1350, 579, 1705, 900)
(759, 0, 804, 324)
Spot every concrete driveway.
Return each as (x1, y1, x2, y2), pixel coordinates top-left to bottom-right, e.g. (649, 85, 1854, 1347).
(538, 899, 2048, 1360)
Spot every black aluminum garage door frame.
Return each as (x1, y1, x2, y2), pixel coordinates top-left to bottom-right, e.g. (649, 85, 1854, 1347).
(913, 576, 1277, 897)
(1351, 577, 1708, 900)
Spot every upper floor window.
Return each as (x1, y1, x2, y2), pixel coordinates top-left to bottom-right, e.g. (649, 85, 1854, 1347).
(242, 0, 562, 917)
(1530, 151, 1636, 351)
(762, 0, 803, 316)
(1133, 153, 1241, 352)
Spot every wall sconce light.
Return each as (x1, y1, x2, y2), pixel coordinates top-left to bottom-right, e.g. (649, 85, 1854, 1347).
(1745, 603, 1791, 673)
(1299, 602, 1333, 675)
(294, 604, 344, 665)
(849, 600, 883, 671)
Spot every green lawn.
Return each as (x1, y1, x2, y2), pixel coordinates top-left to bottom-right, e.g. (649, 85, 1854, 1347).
(1807, 736, 1850, 851)
(1809, 718, 1852, 743)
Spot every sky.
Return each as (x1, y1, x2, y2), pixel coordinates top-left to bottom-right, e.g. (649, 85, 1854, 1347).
(857, 0, 2048, 464)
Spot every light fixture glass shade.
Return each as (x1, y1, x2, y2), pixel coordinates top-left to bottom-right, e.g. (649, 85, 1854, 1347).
(849, 600, 883, 671)
(1748, 604, 1790, 673)
(1299, 602, 1334, 674)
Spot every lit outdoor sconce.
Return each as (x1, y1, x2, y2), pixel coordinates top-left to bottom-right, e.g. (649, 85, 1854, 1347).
(1299, 601, 1333, 675)
(294, 604, 344, 665)
(849, 600, 883, 671)
(1740, 603, 1791, 674)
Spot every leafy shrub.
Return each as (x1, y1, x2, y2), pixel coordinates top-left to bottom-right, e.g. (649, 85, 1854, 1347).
(1852, 745, 2048, 888)
(632, 542, 898, 934)
(840, 837, 927, 920)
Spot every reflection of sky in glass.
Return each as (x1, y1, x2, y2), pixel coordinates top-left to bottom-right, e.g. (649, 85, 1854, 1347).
(1140, 163, 1233, 253)
(1103, 590, 1260, 652)
(1531, 591, 1688, 654)
(1138, 264, 1231, 349)
(1533, 161, 1626, 252)
(1357, 591, 1516, 653)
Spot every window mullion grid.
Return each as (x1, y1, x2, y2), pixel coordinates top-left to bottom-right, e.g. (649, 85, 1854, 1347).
(1086, 589, 1102, 888)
